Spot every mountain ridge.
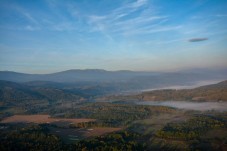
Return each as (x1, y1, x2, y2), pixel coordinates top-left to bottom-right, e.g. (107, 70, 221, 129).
(0, 69, 226, 85)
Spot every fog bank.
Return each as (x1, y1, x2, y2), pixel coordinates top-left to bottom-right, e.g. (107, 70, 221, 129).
(142, 79, 224, 92)
(137, 101, 227, 111)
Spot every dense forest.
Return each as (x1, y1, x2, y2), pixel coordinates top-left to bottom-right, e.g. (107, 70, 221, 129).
(156, 115, 226, 140)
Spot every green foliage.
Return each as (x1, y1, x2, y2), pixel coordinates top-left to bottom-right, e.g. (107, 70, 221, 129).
(70, 130, 147, 151)
(0, 124, 64, 151)
(51, 102, 175, 127)
(156, 115, 226, 140)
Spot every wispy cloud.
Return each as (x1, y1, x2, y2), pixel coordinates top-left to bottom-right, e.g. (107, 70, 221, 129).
(12, 5, 39, 25)
(83, 0, 174, 37)
(3, 4, 42, 31)
(2, 0, 174, 35)
(123, 25, 182, 36)
(214, 14, 227, 17)
(24, 25, 40, 31)
(130, 0, 147, 8)
(111, 0, 148, 17)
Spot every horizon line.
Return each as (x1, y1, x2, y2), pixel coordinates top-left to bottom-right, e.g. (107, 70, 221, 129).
(0, 67, 227, 75)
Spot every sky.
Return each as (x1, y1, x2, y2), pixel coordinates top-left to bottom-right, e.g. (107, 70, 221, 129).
(0, 0, 227, 73)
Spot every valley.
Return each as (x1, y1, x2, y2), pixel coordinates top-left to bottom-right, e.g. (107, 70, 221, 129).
(1, 0, 227, 150)
(0, 70, 227, 151)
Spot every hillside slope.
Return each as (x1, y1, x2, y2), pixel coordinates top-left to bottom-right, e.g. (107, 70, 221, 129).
(0, 80, 84, 107)
(98, 80, 227, 102)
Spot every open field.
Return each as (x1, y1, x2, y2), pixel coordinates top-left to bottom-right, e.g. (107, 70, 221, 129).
(0, 114, 122, 142)
(49, 127, 122, 142)
(0, 114, 95, 124)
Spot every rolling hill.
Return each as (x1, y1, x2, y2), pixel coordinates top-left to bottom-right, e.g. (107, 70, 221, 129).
(0, 80, 84, 107)
(97, 80, 227, 102)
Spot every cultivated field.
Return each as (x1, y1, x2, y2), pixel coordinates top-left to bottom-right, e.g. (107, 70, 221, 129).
(0, 114, 122, 142)
(0, 114, 95, 124)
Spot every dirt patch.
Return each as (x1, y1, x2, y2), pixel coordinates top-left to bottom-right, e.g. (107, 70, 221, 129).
(83, 127, 122, 137)
(0, 115, 95, 124)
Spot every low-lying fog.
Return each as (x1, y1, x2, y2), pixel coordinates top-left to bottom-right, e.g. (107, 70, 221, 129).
(137, 101, 227, 111)
(141, 79, 223, 92)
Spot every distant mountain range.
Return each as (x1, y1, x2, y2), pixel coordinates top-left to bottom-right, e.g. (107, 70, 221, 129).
(0, 69, 226, 91)
(0, 69, 152, 83)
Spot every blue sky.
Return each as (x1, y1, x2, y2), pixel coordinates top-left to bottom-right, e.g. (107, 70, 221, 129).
(0, 0, 227, 73)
